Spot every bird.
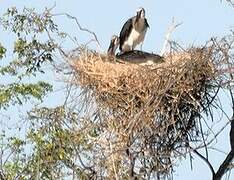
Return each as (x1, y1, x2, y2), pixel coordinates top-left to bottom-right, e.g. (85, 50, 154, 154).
(107, 35, 164, 64)
(119, 7, 150, 53)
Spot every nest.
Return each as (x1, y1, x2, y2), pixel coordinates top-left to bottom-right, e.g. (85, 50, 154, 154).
(69, 47, 216, 178)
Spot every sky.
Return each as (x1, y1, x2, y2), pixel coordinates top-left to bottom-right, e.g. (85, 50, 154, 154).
(1, 0, 234, 179)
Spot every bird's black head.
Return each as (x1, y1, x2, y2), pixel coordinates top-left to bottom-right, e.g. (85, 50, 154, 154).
(107, 35, 120, 56)
(136, 7, 145, 20)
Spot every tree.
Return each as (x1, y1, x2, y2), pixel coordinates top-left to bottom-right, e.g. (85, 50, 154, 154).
(0, 7, 57, 179)
(0, 2, 234, 180)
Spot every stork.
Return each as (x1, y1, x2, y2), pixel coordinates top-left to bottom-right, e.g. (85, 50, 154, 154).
(108, 35, 164, 64)
(119, 7, 150, 53)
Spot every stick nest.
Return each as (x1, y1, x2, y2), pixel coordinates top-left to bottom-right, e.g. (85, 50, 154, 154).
(69, 47, 216, 178)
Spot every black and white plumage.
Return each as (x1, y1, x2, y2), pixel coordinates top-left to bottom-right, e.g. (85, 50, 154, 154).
(108, 35, 120, 57)
(107, 35, 164, 64)
(119, 7, 150, 52)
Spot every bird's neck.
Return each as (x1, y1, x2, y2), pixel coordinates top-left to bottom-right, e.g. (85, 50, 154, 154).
(107, 48, 115, 56)
(134, 18, 146, 31)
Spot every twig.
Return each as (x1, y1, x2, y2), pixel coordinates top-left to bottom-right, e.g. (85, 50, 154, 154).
(192, 148, 215, 177)
(197, 120, 230, 149)
(109, 140, 119, 180)
(221, 0, 234, 7)
(51, 12, 101, 49)
(160, 17, 182, 56)
(209, 36, 234, 180)
(198, 119, 209, 159)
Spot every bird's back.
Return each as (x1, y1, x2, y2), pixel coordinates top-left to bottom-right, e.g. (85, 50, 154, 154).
(116, 50, 164, 64)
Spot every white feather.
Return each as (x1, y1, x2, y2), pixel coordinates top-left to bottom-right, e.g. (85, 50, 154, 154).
(122, 28, 147, 52)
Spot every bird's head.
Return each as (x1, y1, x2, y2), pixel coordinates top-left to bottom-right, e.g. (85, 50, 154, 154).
(136, 7, 145, 20)
(107, 35, 120, 56)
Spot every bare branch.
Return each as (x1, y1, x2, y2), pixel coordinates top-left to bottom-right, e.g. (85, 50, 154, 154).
(109, 139, 119, 180)
(213, 151, 234, 180)
(160, 17, 182, 56)
(199, 120, 230, 149)
(192, 148, 215, 177)
(52, 13, 101, 49)
(221, 0, 234, 7)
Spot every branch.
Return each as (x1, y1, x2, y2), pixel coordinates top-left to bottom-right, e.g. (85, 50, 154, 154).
(210, 36, 234, 178)
(221, 0, 234, 7)
(160, 17, 182, 56)
(213, 116, 234, 179)
(109, 140, 119, 180)
(192, 148, 215, 177)
(213, 151, 234, 180)
(199, 120, 230, 149)
(52, 13, 101, 49)
(0, 171, 5, 180)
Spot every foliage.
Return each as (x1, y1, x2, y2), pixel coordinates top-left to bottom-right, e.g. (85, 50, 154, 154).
(0, 7, 58, 179)
(0, 43, 6, 59)
(0, 82, 52, 109)
(0, 4, 234, 180)
(0, 7, 60, 109)
(1, 106, 94, 179)
(0, 7, 58, 75)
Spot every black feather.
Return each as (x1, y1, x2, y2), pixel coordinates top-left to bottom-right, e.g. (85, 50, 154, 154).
(119, 17, 133, 51)
(116, 50, 164, 64)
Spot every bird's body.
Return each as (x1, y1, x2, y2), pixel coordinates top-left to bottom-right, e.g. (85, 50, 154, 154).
(116, 50, 163, 64)
(119, 8, 149, 52)
(107, 35, 164, 65)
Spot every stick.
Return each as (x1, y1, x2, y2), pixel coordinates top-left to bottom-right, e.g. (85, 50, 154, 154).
(52, 13, 102, 50)
(160, 17, 182, 56)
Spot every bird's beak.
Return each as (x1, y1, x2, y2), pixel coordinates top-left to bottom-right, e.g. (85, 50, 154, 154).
(136, 11, 141, 21)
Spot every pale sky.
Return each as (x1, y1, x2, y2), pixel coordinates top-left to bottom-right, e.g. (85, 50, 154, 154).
(1, 0, 234, 179)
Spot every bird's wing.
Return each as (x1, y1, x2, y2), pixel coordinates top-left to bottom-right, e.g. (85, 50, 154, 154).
(117, 50, 164, 64)
(145, 18, 150, 28)
(119, 18, 133, 51)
